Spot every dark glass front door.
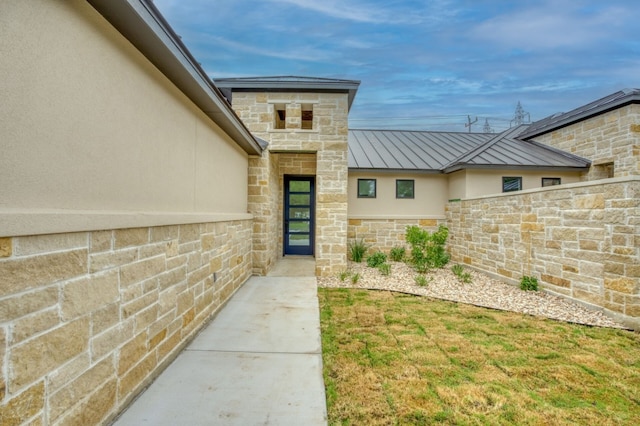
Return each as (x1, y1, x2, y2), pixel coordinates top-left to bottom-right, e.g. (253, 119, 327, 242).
(284, 176, 314, 255)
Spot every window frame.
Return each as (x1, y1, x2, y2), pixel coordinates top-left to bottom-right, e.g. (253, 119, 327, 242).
(502, 176, 522, 193)
(395, 179, 415, 199)
(541, 177, 561, 187)
(357, 179, 377, 198)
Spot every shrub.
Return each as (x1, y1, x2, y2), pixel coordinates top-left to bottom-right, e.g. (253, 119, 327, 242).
(378, 263, 391, 276)
(405, 225, 450, 271)
(389, 246, 406, 262)
(366, 251, 387, 268)
(451, 264, 464, 276)
(338, 270, 350, 282)
(520, 275, 539, 291)
(348, 238, 368, 263)
(351, 272, 361, 284)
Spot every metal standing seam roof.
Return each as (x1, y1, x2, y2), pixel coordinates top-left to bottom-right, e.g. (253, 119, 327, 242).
(350, 126, 590, 173)
(519, 88, 640, 139)
(348, 129, 493, 172)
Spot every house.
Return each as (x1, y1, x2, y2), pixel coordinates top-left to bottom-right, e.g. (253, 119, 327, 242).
(1, 0, 638, 423)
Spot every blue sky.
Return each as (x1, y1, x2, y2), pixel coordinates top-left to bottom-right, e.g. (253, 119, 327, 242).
(154, 0, 639, 132)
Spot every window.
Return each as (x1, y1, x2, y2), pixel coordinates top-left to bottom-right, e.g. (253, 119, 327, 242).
(396, 179, 414, 199)
(274, 103, 286, 129)
(357, 179, 376, 198)
(502, 177, 522, 192)
(542, 177, 561, 187)
(301, 103, 313, 130)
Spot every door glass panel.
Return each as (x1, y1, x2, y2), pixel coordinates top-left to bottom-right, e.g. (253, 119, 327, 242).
(289, 181, 310, 192)
(290, 194, 310, 205)
(289, 221, 309, 233)
(289, 207, 310, 219)
(289, 234, 310, 246)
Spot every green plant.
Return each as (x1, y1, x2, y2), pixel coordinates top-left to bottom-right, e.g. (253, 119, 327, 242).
(348, 238, 369, 263)
(367, 251, 387, 268)
(351, 272, 361, 284)
(520, 275, 539, 291)
(378, 263, 391, 276)
(452, 264, 472, 284)
(389, 246, 406, 262)
(338, 270, 350, 282)
(405, 225, 450, 271)
(414, 275, 432, 286)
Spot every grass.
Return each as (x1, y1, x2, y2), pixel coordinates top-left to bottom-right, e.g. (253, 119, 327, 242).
(319, 288, 640, 425)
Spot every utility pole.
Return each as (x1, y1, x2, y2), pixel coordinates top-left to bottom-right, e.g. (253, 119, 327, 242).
(511, 101, 531, 127)
(483, 118, 493, 133)
(465, 115, 478, 133)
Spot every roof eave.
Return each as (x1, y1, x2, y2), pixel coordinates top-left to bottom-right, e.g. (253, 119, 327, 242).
(443, 164, 591, 174)
(87, 0, 263, 155)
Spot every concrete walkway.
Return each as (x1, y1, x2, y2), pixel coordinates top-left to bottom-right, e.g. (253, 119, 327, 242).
(113, 258, 326, 425)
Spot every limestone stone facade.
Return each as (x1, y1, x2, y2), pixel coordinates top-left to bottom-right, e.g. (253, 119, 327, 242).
(533, 104, 640, 180)
(0, 221, 252, 424)
(348, 218, 445, 254)
(227, 89, 353, 276)
(446, 178, 640, 329)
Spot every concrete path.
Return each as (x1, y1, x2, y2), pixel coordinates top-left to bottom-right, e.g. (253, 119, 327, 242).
(113, 272, 326, 425)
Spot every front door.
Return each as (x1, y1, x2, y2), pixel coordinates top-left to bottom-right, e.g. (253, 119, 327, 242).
(284, 176, 314, 255)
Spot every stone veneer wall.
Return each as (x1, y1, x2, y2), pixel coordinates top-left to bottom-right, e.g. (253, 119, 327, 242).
(347, 219, 445, 254)
(0, 221, 252, 425)
(446, 178, 639, 329)
(533, 105, 640, 180)
(234, 92, 349, 276)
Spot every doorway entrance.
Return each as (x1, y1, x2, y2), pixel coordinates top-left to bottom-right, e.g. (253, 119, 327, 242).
(284, 176, 314, 255)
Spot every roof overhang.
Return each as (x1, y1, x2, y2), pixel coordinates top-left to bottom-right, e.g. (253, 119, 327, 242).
(216, 76, 361, 111)
(87, 0, 263, 155)
(442, 164, 591, 174)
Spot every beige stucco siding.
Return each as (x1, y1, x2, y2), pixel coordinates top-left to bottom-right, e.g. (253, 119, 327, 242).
(348, 173, 448, 218)
(453, 169, 582, 199)
(0, 0, 248, 236)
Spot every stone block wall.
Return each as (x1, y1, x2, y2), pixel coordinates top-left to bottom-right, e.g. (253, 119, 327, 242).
(446, 178, 640, 329)
(0, 220, 252, 425)
(533, 104, 640, 180)
(235, 92, 349, 276)
(347, 219, 444, 255)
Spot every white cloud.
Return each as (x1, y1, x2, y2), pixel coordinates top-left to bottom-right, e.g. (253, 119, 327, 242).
(470, 1, 631, 51)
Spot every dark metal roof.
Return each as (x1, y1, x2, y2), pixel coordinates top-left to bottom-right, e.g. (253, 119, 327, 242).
(519, 88, 640, 140)
(348, 130, 493, 172)
(443, 125, 591, 172)
(87, 0, 263, 155)
(350, 126, 590, 173)
(215, 76, 361, 111)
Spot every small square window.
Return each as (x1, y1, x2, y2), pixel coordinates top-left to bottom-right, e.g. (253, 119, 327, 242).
(396, 179, 414, 199)
(542, 177, 561, 187)
(503, 177, 522, 192)
(357, 179, 376, 198)
(274, 103, 286, 129)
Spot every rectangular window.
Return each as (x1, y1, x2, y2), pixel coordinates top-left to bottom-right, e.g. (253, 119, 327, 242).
(357, 179, 376, 198)
(301, 103, 313, 130)
(502, 177, 522, 192)
(542, 177, 561, 187)
(274, 103, 286, 129)
(396, 179, 414, 199)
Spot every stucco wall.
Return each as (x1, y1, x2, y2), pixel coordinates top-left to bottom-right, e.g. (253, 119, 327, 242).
(532, 105, 640, 180)
(448, 169, 582, 200)
(348, 173, 449, 218)
(446, 178, 640, 329)
(0, 0, 249, 237)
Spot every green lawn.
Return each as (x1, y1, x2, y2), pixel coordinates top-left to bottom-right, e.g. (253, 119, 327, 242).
(319, 288, 640, 425)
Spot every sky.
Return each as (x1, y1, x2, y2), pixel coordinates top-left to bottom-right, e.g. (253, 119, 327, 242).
(154, 0, 639, 133)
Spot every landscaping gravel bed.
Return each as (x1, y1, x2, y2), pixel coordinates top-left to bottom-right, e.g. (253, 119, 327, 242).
(317, 261, 627, 329)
